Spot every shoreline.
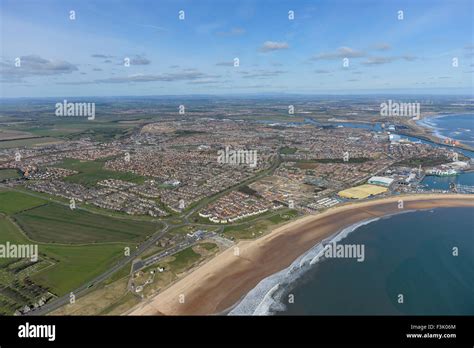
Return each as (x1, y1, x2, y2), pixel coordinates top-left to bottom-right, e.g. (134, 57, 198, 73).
(128, 194, 474, 316)
(405, 113, 474, 153)
(226, 209, 422, 315)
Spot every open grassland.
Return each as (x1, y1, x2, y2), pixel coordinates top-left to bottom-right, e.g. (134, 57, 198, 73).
(0, 129, 36, 141)
(54, 158, 146, 186)
(51, 276, 138, 315)
(13, 203, 157, 244)
(222, 209, 299, 240)
(31, 243, 125, 296)
(0, 215, 129, 305)
(4, 120, 135, 142)
(0, 191, 47, 214)
(0, 216, 30, 266)
(168, 247, 201, 274)
(0, 137, 63, 149)
(0, 169, 20, 181)
(50, 242, 219, 315)
(0, 189, 157, 312)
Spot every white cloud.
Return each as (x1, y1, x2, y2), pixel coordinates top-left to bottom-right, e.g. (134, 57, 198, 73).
(260, 41, 289, 53)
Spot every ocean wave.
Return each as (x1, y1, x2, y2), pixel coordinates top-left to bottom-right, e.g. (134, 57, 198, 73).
(228, 210, 417, 316)
(418, 114, 474, 143)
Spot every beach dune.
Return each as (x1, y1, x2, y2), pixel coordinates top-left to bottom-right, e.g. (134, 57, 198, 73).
(128, 194, 474, 316)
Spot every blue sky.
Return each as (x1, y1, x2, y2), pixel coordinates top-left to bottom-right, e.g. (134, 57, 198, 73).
(1, 0, 473, 97)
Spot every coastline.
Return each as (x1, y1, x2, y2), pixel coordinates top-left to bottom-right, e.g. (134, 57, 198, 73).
(404, 113, 474, 153)
(128, 194, 474, 316)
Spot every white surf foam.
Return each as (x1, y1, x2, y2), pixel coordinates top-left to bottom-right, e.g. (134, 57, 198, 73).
(228, 210, 417, 316)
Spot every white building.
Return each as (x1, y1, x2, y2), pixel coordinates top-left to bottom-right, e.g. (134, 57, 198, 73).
(368, 176, 394, 187)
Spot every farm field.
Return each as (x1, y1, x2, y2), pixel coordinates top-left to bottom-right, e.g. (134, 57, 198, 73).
(54, 158, 147, 186)
(0, 137, 63, 149)
(0, 169, 20, 181)
(31, 243, 125, 296)
(0, 189, 159, 312)
(0, 190, 47, 214)
(0, 216, 31, 266)
(13, 203, 158, 244)
(0, 129, 35, 140)
(0, 215, 126, 310)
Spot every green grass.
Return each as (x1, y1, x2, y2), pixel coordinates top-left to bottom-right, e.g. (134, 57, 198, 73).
(0, 217, 29, 243)
(168, 247, 201, 274)
(31, 243, 124, 296)
(54, 158, 146, 186)
(267, 209, 299, 224)
(0, 137, 62, 149)
(0, 215, 128, 297)
(13, 203, 157, 244)
(102, 263, 131, 285)
(280, 146, 298, 154)
(0, 191, 47, 214)
(62, 124, 132, 142)
(222, 224, 257, 240)
(198, 242, 218, 251)
(0, 217, 31, 267)
(23, 127, 80, 137)
(222, 209, 300, 240)
(0, 169, 20, 181)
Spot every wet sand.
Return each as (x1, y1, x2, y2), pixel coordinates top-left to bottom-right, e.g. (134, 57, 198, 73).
(128, 194, 474, 315)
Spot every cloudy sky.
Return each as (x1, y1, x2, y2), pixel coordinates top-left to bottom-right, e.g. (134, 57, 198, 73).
(1, 0, 473, 97)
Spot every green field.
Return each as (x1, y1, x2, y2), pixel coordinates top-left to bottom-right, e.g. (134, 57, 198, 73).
(0, 169, 20, 181)
(267, 209, 299, 224)
(280, 146, 298, 154)
(168, 247, 201, 274)
(13, 203, 157, 244)
(222, 209, 300, 240)
(31, 243, 124, 295)
(0, 137, 63, 149)
(0, 191, 47, 214)
(0, 213, 131, 309)
(5, 121, 134, 142)
(54, 158, 146, 186)
(198, 242, 218, 251)
(0, 216, 31, 266)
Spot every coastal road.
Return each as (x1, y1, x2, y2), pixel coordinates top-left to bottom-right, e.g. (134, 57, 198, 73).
(131, 231, 233, 273)
(17, 155, 282, 315)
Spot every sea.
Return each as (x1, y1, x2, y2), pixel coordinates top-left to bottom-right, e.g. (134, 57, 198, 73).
(417, 114, 474, 146)
(229, 113, 473, 316)
(417, 114, 474, 190)
(229, 208, 474, 315)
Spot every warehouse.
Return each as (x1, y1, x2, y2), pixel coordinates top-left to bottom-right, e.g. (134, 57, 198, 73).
(367, 176, 394, 187)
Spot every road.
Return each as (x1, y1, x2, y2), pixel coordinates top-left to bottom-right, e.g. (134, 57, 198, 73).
(17, 155, 281, 315)
(24, 222, 169, 315)
(131, 231, 233, 273)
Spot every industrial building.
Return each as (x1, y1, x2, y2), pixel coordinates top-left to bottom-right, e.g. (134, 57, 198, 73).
(367, 176, 394, 187)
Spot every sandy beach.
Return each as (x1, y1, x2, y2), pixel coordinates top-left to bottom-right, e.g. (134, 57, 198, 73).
(128, 194, 474, 316)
